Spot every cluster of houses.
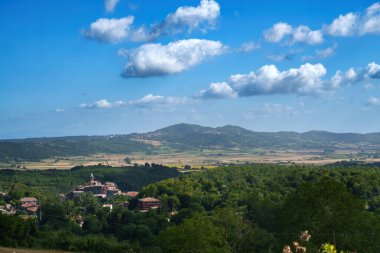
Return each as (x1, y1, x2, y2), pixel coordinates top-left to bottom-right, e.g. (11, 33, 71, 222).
(0, 196, 39, 216)
(0, 173, 161, 218)
(20, 197, 39, 214)
(66, 173, 160, 211)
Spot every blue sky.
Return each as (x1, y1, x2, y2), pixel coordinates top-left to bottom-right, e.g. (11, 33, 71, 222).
(1, 0, 380, 138)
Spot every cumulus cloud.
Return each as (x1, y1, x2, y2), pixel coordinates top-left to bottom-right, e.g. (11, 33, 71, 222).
(291, 26, 323, 44)
(329, 68, 359, 89)
(324, 13, 357, 36)
(367, 62, 380, 78)
(151, 0, 220, 37)
(196, 82, 237, 98)
(325, 2, 380, 36)
(121, 39, 226, 78)
(264, 22, 323, 45)
(197, 62, 380, 99)
(105, 0, 120, 13)
(86, 1, 220, 43)
(84, 17, 135, 43)
(360, 2, 380, 35)
(263, 22, 293, 42)
(367, 96, 380, 106)
(264, 2, 380, 45)
(330, 62, 380, 89)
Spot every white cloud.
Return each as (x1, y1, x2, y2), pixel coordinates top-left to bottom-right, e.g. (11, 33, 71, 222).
(80, 95, 190, 110)
(263, 22, 293, 42)
(105, 0, 120, 13)
(129, 94, 190, 108)
(367, 62, 380, 78)
(361, 2, 380, 35)
(324, 2, 380, 36)
(86, 0, 220, 43)
(264, 2, 380, 44)
(228, 63, 327, 96)
(324, 13, 357, 36)
(291, 26, 323, 44)
(329, 68, 359, 89)
(121, 39, 226, 78)
(80, 99, 126, 109)
(156, 0, 220, 36)
(84, 17, 135, 43)
(330, 62, 380, 89)
(367, 96, 380, 106)
(196, 82, 237, 98)
(198, 62, 380, 99)
(264, 22, 322, 45)
(237, 41, 260, 52)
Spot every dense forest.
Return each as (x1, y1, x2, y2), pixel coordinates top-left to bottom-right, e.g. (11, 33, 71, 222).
(0, 164, 180, 195)
(2, 123, 380, 162)
(0, 136, 153, 162)
(1, 163, 380, 252)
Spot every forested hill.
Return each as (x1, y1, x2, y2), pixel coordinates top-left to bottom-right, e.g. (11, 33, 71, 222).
(133, 123, 380, 150)
(2, 123, 380, 162)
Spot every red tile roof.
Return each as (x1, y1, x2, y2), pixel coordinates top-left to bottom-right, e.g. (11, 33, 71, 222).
(126, 191, 139, 197)
(21, 203, 34, 208)
(20, 197, 37, 202)
(27, 206, 38, 212)
(139, 197, 159, 202)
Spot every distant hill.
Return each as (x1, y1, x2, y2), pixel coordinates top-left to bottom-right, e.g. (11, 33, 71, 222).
(132, 123, 380, 150)
(1, 123, 380, 162)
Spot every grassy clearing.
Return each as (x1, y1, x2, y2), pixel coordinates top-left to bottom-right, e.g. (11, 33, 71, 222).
(1, 148, 380, 171)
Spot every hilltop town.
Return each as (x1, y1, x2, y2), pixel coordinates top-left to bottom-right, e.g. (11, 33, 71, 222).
(0, 173, 161, 221)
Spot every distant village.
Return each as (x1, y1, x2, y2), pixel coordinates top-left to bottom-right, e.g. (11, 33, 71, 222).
(0, 173, 161, 218)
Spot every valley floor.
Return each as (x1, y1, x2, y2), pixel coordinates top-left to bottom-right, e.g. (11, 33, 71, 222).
(0, 247, 74, 253)
(1, 149, 380, 170)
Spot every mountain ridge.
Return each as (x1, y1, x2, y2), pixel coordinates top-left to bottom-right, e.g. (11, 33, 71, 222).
(1, 123, 380, 162)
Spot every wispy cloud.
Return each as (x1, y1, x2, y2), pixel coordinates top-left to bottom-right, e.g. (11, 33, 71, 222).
(302, 44, 338, 61)
(367, 96, 380, 106)
(243, 103, 298, 119)
(267, 53, 295, 62)
(315, 44, 338, 58)
(80, 99, 126, 109)
(79, 94, 192, 111)
(237, 41, 260, 53)
(104, 0, 120, 13)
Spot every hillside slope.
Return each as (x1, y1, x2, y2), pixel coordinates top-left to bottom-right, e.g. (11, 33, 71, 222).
(1, 123, 380, 162)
